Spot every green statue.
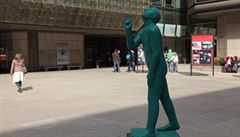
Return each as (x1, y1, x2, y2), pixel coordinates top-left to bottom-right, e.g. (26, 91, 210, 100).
(124, 7, 180, 137)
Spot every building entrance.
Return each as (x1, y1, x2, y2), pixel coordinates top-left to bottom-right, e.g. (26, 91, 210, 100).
(84, 36, 128, 68)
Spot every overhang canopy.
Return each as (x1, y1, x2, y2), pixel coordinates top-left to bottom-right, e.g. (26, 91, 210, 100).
(188, 0, 240, 19)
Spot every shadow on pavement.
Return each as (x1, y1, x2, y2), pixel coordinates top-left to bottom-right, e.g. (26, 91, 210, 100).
(0, 87, 239, 137)
(232, 75, 240, 78)
(21, 87, 34, 92)
(177, 72, 209, 76)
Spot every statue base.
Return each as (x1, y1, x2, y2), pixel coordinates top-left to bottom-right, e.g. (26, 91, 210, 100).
(127, 128, 180, 137)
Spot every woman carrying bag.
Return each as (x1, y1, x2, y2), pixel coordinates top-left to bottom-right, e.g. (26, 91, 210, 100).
(10, 53, 27, 93)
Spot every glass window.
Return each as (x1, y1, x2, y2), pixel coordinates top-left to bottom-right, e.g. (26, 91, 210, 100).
(199, 27, 208, 35)
(82, 0, 90, 8)
(176, 25, 187, 37)
(156, 23, 164, 34)
(164, 24, 176, 37)
(98, 1, 105, 11)
(175, 0, 181, 9)
(193, 26, 198, 35)
(208, 28, 216, 35)
(72, 0, 80, 6)
(105, 0, 111, 11)
(90, 0, 97, 9)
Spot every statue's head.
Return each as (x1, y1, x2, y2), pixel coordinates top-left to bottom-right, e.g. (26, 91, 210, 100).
(142, 7, 161, 24)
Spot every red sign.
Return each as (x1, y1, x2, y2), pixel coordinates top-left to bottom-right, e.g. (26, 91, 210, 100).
(0, 55, 7, 61)
(192, 35, 213, 42)
(191, 35, 214, 66)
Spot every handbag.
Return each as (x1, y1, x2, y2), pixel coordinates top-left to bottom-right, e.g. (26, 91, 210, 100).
(22, 65, 27, 74)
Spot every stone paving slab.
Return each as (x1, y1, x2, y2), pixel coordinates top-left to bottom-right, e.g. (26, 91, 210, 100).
(0, 65, 239, 137)
(130, 128, 180, 137)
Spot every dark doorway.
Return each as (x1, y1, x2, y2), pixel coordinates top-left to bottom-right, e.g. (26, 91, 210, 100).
(28, 32, 39, 71)
(84, 36, 128, 68)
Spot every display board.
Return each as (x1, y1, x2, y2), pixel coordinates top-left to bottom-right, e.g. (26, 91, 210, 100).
(191, 35, 214, 66)
(57, 44, 69, 65)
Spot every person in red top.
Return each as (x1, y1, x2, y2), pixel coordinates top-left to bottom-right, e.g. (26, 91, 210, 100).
(112, 49, 121, 72)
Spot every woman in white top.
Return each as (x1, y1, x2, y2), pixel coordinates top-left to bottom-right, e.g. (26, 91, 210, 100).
(172, 52, 179, 73)
(10, 53, 26, 93)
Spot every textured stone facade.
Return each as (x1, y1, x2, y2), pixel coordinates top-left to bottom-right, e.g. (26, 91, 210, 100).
(217, 12, 240, 57)
(38, 32, 84, 67)
(0, 0, 147, 31)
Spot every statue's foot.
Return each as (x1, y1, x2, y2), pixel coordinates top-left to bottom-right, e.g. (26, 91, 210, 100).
(157, 123, 180, 131)
(139, 130, 155, 137)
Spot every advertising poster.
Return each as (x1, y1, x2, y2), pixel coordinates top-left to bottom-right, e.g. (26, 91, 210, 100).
(192, 50, 200, 65)
(200, 50, 212, 65)
(57, 44, 69, 65)
(192, 42, 202, 50)
(191, 35, 214, 66)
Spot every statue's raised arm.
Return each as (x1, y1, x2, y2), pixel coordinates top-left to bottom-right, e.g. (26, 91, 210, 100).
(124, 18, 142, 50)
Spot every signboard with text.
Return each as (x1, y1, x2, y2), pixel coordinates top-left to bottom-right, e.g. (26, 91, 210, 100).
(191, 35, 214, 66)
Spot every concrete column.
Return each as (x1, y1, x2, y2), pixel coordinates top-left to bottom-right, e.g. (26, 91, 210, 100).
(12, 32, 29, 67)
(217, 12, 240, 58)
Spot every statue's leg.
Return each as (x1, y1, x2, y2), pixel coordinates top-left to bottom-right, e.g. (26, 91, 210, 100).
(141, 74, 164, 137)
(158, 77, 180, 131)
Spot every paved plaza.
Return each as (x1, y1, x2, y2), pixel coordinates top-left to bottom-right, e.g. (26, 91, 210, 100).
(0, 65, 239, 137)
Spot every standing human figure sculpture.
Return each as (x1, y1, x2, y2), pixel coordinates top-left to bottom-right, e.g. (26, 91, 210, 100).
(124, 7, 180, 137)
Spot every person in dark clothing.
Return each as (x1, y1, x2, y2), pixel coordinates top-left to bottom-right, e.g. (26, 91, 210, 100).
(126, 51, 132, 72)
(112, 49, 121, 72)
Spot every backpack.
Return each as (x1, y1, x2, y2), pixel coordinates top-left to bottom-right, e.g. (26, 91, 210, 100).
(126, 54, 131, 60)
(232, 64, 238, 72)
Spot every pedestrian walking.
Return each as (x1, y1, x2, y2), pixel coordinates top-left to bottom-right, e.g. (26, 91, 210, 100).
(167, 49, 174, 72)
(118, 50, 121, 72)
(130, 50, 135, 71)
(10, 53, 27, 93)
(172, 52, 179, 72)
(112, 49, 120, 72)
(126, 51, 132, 72)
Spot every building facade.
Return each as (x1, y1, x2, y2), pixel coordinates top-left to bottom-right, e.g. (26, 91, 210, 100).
(188, 0, 240, 58)
(0, 0, 149, 71)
